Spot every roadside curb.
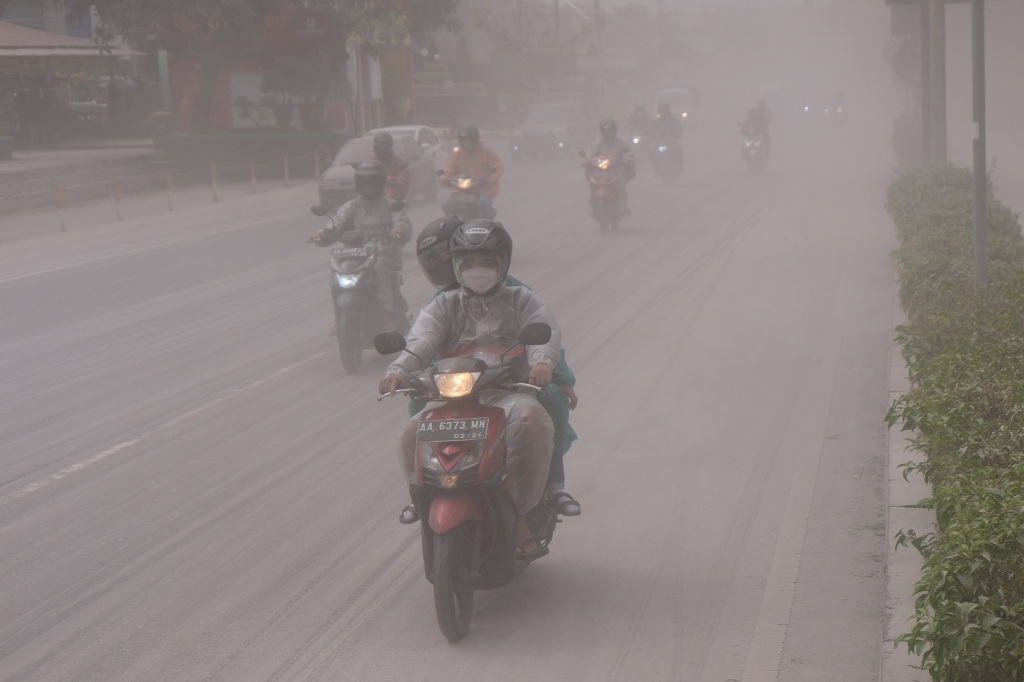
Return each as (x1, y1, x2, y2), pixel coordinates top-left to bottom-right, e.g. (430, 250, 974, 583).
(881, 288, 932, 682)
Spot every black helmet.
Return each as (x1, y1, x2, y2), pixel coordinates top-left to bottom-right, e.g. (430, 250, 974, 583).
(372, 132, 394, 157)
(456, 125, 480, 151)
(353, 160, 386, 198)
(450, 218, 512, 294)
(599, 118, 617, 141)
(416, 215, 464, 288)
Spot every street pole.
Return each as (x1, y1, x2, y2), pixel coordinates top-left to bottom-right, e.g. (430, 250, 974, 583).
(594, 0, 605, 112)
(929, 0, 947, 163)
(919, 0, 932, 164)
(972, 0, 987, 282)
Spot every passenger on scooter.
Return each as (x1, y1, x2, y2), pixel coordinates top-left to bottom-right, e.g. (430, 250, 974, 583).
(372, 132, 412, 202)
(312, 160, 412, 332)
(586, 118, 635, 214)
(405, 216, 581, 521)
(379, 219, 563, 559)
(439, 125, 504, 218)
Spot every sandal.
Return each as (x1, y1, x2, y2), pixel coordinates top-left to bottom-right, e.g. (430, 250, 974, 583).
(399, 504, 419, 525)
(549, 491, 581, 517)
(516, 536, 550, 561)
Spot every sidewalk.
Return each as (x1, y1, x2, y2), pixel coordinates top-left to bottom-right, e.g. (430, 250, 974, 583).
(0, 140, 321, 245)
(881, 284, 932, 682)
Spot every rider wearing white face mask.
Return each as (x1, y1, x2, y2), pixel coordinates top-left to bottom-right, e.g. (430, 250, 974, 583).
(380, 219, 562, 558)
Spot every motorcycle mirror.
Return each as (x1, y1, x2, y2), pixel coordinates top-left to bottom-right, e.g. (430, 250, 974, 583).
(310, 205, 327, 217)
(374, 332, 406, 355)
(436, 169, 444, 176)
(518, 322, 552, 346)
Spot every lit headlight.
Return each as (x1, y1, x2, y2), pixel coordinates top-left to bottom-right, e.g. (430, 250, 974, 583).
(435, 371, 481, 398)
(658, 145, 669, 152)
(456, 178, 473, 190)
(597, 158, 610, 170)
(336, 274, 359, 288)
(681, 112, 688, 118)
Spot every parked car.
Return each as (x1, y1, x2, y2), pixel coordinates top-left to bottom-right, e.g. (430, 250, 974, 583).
(510, 101, 588, 161)
(317, 133, 436, 212)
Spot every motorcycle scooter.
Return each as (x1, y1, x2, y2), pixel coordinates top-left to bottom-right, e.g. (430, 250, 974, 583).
(580, 151, 626, 234)
(739, 126, 769, 174)
(439, 171, 496, 221)
(310, 205, 409, 374)
(650, 136, 683, 186)
(375, 323, 561, 642)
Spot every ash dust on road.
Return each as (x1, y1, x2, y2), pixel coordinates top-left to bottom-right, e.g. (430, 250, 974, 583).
(0, 3, 909, 681)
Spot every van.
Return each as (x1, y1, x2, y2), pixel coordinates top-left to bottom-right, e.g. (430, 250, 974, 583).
(655, 88, 695, 123)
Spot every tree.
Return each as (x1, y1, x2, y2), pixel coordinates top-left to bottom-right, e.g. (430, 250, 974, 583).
(78, 0, 458, 131)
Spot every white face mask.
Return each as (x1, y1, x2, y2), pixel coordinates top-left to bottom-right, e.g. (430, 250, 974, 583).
(459, 267, 501, 295)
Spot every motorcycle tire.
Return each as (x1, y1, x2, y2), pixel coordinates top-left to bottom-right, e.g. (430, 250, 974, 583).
(334, 307, 363, 374)
(433, 524, 476, 642)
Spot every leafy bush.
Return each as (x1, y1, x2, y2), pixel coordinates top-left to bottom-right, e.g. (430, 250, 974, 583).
(887, 164, 1024, 680)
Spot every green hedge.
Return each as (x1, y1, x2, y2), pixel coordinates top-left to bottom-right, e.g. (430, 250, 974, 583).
(886, 165, 1024, 680)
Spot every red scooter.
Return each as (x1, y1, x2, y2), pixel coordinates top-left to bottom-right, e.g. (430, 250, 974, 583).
(580, 152, 626, 233)
(375, 323, 560, 642)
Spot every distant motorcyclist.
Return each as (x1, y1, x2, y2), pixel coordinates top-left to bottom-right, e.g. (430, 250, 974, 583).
(586, 118, 635, 214)
(652, 103, 684, 140)
(312, 160, 412, 333)
(380, 219, 564, 558)
(439, 125, 504, 219)
(626, 103, 652, 142)
(651, 103, 684, 172)
(740, 97, 772, 155)
(372, 132, 412, 202)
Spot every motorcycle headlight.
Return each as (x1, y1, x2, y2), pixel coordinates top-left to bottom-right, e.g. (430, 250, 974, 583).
(456, 178, 473, 190)
(336, 273, 359, 288)
(658, 145, 669, 152)
(632, 136, 641, 145)
(435, 371, 482, 398)
(597, 158, 610, 170)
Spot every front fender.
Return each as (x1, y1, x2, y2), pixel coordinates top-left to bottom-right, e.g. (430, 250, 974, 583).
(429, 492, 483, 534)
(334, 289, 359, 310)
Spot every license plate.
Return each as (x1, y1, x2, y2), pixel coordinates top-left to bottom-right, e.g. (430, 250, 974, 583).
(336, 247, 369, 258)
(416, 418, 489, 443)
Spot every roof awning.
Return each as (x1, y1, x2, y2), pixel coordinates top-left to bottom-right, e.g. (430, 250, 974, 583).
(0, 48, 139, 57)
(0, 21, 140, 57)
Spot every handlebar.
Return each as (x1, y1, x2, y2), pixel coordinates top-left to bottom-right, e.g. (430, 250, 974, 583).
(376, 381, 541, 402)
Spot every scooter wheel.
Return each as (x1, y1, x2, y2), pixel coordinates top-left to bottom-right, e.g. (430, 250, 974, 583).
(433, 524, 476, 642)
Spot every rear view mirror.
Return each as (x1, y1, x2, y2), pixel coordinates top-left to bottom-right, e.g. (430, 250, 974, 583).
(310, 205, 326, 216)
(375, 332, 407, 355)
(518, 322, 551, 346)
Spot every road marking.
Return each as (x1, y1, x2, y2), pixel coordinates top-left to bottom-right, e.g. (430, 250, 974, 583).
(0, 356, 320, 507)
(0, 204, 307, 285)
(740, 268, 849, 682)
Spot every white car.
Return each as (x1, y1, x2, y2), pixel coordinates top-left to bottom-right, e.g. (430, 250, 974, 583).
(368, 125, 448, 172)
